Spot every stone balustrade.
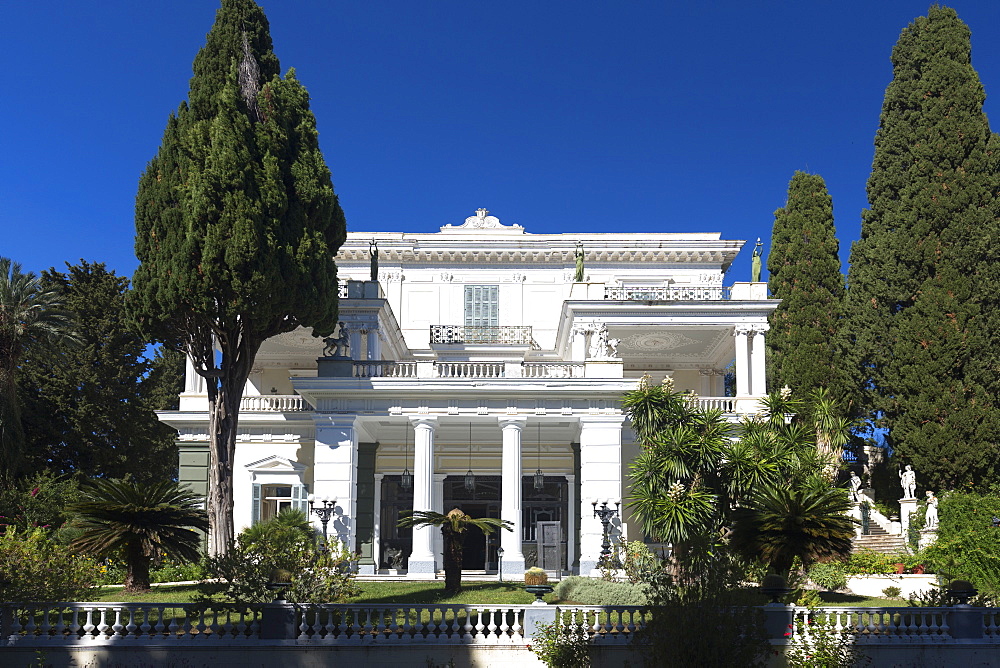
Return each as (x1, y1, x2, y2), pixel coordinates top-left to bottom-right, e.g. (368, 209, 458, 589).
(350, 361, 585, 380)
(685, 396, 736, 412)
(603, 285, 730, 301)
(240, 395, 306, 412)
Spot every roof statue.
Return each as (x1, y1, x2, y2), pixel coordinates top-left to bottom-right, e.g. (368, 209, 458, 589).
(751, 238, 763, 282)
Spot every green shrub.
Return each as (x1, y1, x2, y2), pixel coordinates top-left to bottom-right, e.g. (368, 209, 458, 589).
(784, 611, 872, 668)
(917, 491, 1000, 595)
(844, 549, 897, 575)
(199, 509, 358, 604)
(808, 561, 847, 591)
(553, 576, 648, 605)
(623, 541, 661, 584)
(0, 527, 101, 601)
(528, 620, 591, 668)
(882, 586, 902, 599)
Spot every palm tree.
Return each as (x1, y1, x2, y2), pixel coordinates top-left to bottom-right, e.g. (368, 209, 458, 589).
(0, 258, 77, 480)
(728, 479, 856, 579)
(70, 479, 209, 592)
(398, 508, 512, 594)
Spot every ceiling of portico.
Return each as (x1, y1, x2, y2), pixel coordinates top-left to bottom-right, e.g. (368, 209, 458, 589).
(607, 325, 732, 369)
(255, 328, 326, 369)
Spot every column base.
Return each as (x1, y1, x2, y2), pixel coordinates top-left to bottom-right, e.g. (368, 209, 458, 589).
(357, 564, 376, 575)
(500, 555, 526, 577)
(406, 558, 437, 577)
(579, 558, 599, 575)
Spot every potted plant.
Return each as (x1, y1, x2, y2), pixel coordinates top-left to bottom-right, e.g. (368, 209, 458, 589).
(524, 567, 553, 603)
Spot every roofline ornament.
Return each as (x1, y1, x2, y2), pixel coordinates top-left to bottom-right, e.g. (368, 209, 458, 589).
(440, 208, 525, 233)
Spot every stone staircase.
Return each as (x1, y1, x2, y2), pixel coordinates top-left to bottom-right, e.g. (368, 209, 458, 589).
(852, 522, 907, 554)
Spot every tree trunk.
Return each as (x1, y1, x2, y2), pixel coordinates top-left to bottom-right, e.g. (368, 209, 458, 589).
(443, 527, 463, 594)
(200, 332, 261, 557)
(124, 543, 151, 592)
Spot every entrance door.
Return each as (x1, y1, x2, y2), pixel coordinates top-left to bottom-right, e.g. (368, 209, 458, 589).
(444, 475, 501, 570)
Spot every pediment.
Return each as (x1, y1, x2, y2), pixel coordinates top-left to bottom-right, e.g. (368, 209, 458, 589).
(245, 455, 306, 473)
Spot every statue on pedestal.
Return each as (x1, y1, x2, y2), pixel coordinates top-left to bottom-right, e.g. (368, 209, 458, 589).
(574, 242, 585, 282)
(369, 240, 379, 282)
(750, 238, 763, 282)
(924, 491, 939, 530)
(848, 472, 863, 502)
(322, 322, 350, 358)
(899, 465, 917, 499)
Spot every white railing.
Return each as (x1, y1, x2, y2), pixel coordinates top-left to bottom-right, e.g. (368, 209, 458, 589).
(434, 362, 505, 378)
(556, 605, 651, 644)
(604, 286, 729, 301)
(430, 325, 533, 345)
(686, 396, 736, 412)
(240, 395, 306, 412)
(294, 604, 525, 643)
(352, 361, 418, 378)
(1, 603, 260, 641)
(522, 362, 584, 378)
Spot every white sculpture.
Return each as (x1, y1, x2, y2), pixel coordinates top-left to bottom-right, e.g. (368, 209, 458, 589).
(924, 491, 939, 530)
(848, 472, 863, 502)
(899, 465, 917, 499)
(588, 324, 618, 359)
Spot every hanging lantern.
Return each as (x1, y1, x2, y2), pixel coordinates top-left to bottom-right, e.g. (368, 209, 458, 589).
(401, 422, 412, 490)
(464, 422, 476, 493)
(534, 422, 545, 490)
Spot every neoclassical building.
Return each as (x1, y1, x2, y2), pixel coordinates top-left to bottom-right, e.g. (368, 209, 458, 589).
(163, 210, 776, 576)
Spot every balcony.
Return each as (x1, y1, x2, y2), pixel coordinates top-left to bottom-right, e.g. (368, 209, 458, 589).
(603, 285, 729, 301)
(350, 360, 585, 379)
(430, 325, 533, 345)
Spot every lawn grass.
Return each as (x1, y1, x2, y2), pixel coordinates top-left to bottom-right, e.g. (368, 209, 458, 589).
(85, 581, 907, 608)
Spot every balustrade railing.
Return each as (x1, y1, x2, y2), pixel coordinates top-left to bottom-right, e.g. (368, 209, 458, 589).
(604, 286, 729, 301)
(240, 395, 306, 412)
(430, 325, 533, 345)
(685, 396, 736, 412)
(294, 604, 526, 643)
(2, 603, 260, 641)
(791, 607, 953, 641)
(521, 362, 585, 378)
(434, 362, 505, 378)
(352, 361, 418, 378)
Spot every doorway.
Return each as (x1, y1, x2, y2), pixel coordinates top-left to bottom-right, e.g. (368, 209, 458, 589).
(443, 475, 500, 570)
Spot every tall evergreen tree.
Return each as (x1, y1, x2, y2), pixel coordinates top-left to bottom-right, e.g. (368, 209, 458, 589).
(766, 172, 845, 405)
(130, 0, 346, 554)
(18, 262, 182, 483)
(843, 6, 1000, 490)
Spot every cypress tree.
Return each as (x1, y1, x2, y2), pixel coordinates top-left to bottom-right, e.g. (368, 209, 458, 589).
(766, 172, 845, 404)
(843, 6, 1000, 490)
(130, 0, 346, 554)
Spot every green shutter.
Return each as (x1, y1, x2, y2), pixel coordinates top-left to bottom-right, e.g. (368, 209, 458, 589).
(251, 484, 262, 525)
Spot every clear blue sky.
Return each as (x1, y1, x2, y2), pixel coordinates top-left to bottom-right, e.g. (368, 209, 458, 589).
(4, 1, 999, 283)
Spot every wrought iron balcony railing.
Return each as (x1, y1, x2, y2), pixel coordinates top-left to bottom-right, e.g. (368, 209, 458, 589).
(430, 325, 533, 345)
(603, 286, 729, 301)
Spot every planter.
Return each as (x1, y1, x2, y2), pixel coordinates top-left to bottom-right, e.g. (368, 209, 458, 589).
(895, 563, 905, 575)
(912, 564, 925, 575)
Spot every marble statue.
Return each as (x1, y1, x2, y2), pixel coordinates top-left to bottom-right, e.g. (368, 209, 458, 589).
(924, 491, 939, 530)
(589, 324, 611, 359)
(899, 465, 916, 499)
(322, 322, 350, 358)
(574, 242, 585, 282)
(369, 240, 379, 282)
(750, 238, 763, 282)
(848, 472, 863, 502)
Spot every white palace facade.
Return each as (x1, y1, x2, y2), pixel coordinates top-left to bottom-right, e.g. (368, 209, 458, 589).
(162, 210, 777, 576)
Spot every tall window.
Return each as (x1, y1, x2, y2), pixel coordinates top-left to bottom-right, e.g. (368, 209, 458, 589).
(464, 285, 499, 328)
(251, 483, 308, 524)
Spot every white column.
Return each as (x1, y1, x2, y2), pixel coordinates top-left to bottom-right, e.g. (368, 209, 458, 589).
(313, 416, 359, 551)
(699, 369, 713, 397)
(366, 327, 382, 360)
(499, 417, 527, 575)
(750, 324, 769, 396)
(578, 415, 625, 575)
(407, 416, 437, 575)
(347, 326, 362, 361)
(372, 473, 383, 572)
(733, 326, 751, 396)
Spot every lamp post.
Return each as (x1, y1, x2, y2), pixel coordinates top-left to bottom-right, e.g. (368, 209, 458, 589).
(497, 546, 505, 583)
(592, 498, 621, 568)
(308, 494, 337, 548)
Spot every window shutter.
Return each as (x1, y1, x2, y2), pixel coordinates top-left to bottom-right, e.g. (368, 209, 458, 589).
(251, 484, 261, 525)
